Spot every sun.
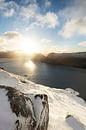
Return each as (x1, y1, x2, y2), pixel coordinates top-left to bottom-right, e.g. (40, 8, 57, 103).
(19, 37, 39, 54)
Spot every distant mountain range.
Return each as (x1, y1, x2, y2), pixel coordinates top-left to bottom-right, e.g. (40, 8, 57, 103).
(0, 51, 86, 68)
(32, 52, 86, 68)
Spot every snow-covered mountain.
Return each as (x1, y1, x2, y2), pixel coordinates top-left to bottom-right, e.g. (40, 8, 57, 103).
(0, 69, 86, 130)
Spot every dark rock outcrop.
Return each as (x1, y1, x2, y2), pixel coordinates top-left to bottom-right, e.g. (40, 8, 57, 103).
(0, 85, 49, 130)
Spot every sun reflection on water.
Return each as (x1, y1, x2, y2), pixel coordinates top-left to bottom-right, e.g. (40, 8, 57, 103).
(24, 60, 36, 74)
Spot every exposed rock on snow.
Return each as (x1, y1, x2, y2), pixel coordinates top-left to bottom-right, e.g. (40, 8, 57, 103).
(0, 85, 49, 130)
(0, 69, 86, 130)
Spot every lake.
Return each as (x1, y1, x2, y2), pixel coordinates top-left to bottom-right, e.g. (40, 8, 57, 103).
(0, 58, 86, 100)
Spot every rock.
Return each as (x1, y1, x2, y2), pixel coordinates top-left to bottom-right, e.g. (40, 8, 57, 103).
(0, 67, 4, 70)
(0, 85, 49, 130)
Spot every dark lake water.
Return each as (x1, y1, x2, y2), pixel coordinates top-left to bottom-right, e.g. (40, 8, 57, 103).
(0, 58, 86, 100)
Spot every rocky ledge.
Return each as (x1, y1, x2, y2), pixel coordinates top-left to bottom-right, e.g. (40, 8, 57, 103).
(0, 85, 49, 130)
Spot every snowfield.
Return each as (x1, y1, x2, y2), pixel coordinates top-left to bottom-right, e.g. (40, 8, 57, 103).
(0, 69, 86, 130)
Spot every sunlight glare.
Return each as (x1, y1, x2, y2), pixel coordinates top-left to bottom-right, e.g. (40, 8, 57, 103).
(24, 60, 36, 74)
(19, 37, 39, 54)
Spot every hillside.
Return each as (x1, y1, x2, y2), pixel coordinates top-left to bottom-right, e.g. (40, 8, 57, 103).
(32, 52, 86, 68)
(0, 69, 86, 130)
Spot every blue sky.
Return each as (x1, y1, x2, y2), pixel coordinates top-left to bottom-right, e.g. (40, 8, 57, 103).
(0, 0, 86, 53)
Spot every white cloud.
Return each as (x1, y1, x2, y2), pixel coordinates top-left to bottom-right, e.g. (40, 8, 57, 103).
(20, 3, 38, 18)
(45, 0, 51, 8)
(0, 31, 23, 51)
(3, 8, 15, 17)
(0, 37, 5, 44)
(41, 38, 52, 44)
(4, 31, 22, 40)
(0, 0, 38, 17)
(40, 38, 62, 53)
(19, 0, 36, 5)
(0, 0, 4, 2)
(40, 38, 60, 53)
(59, 19, 78, 38)
(0, 1, 18, 17)
(25, 11, 59, 29)
(0, 31, 22, 44)
(59, 0, 86, 38)
(37, 12, 59, 28)
(60, 18, 86, 38)
(0, 0, 59, 29)
(59, 0, 86, 20)
(0, 0, 37, 17)
(78, 41, 86, 46)
(20, 1, 58, 28)
(78, 18, 86, 35)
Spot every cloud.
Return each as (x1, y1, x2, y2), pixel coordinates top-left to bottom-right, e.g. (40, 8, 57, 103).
(20, 1, 58, 28)
(37, 12, 59, 28)
(3, 8, 15, 17)
(0, 0, 59, 29)
(41, 38, 52, 44)
(4, 31, 21, 39)
(78, 18, 86, 35)
(0, 1, 18, 17)
(24, 11, 59, 29)
(59, 0, 86, 38)
(0, 31, 23, 51)
(0, 0, 38, 17)
(78, 41, 86, 46)
(20, 3, 38, 18)
(0, 37, 5, 44)
(0, 31, 22, 45)
(59, 19, 78, 38)
(40, 38, 59, 53)
(40, 38, 62, 53)
(60, 18, 86, 38)
(0, 0, 37, 17)
(19, 0, 37, 5)
(0, 0, 5, 2)
(45, 0, 51, 8)
(59, 0, 86, 20)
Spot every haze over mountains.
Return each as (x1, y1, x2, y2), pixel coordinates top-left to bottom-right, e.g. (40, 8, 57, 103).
(32, 52, 86, 68)
(0, 51, 86, 68)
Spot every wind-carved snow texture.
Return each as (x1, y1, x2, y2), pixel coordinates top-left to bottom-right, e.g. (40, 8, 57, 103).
(66, 115, 85, 130)
(0, 69, 86, 130)
(0, 85, 49, 130)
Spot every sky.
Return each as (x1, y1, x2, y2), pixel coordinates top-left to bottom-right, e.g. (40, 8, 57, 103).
(0, 0, 86, 54)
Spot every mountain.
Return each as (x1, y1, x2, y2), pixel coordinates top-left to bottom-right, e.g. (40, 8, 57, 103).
(0, 68, 86, 130)
(32, 53, 46, 62)
(32, 52, 86, 68)
(0, 69, 49, 130)
(0, 51, 31, 59)
(0, 51, 17, 58)
(1, 51, 86, 68)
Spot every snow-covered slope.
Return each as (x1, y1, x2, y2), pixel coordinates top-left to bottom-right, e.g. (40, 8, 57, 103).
(0, 69, 86, 130)
(0, 86, 49, 130)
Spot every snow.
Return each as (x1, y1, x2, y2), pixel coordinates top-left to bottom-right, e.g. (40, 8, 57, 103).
(66, 116, 85, 130)
(0, 68, 86, 130)
(0, 89, 17, 130)
(30, 95, 43, 125)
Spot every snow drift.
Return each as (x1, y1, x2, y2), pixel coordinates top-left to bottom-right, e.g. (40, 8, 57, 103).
(0, 69, 86, 130)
